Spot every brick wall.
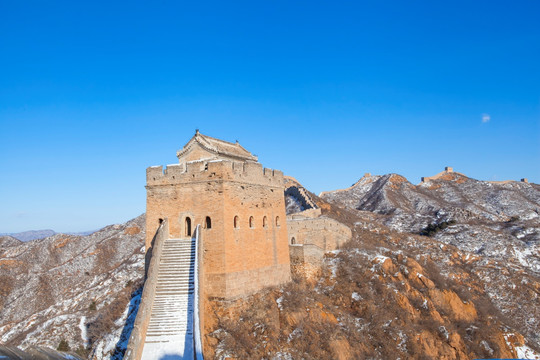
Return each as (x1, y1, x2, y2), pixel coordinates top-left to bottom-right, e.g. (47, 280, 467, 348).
(146, 159, 291, 299)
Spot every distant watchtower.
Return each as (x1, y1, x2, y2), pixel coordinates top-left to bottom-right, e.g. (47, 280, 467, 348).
(146, 131, 291, 299)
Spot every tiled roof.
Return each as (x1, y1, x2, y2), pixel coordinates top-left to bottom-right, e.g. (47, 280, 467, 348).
(177, 131, 258, 162)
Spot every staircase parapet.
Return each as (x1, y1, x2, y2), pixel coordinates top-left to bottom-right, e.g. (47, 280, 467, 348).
(125, 219, 169, 360)
(193, 225, 204, 359)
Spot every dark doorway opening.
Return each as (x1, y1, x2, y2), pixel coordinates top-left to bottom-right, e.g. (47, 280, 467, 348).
(205, 216, 212, 229)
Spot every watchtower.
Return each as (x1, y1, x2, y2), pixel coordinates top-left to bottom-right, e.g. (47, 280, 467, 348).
(145, 131, 291, 299)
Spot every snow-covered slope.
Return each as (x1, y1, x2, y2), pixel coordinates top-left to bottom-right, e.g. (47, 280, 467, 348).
(0, 215, 146, 359)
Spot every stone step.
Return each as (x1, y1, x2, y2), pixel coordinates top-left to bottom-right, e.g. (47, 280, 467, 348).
(148, 319, 189, 324)
(148, 319, 190, 324)
(156, 284, 193, 288)
(156, 279, 193, 282)
(154, 288, 192, 293)
(156, 274, 194, 277)
(149, 311, 191, 316)
(155, 288, 194, 292)
(161, 253, 194, 255)
(160, 254, 195, 257)
(161, 250, 193, 253)
(157, 272, 193, 275)
(155, 288, 194, 293)
(147, 324, 189, 328)
(156, 281, 194, 285)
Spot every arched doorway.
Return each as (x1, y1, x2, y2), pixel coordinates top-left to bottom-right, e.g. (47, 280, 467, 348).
(185, 217, 192, 237)
(291, 237, 296, 244)
(205, 216, 212, 229)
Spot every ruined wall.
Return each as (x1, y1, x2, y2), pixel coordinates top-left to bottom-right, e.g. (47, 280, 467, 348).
(289, 244, 324, 279)
(146, 160, 290, 299)
(286, 216, 352, 251)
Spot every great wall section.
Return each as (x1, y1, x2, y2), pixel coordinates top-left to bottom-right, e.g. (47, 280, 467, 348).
(124, 131, 351, 359)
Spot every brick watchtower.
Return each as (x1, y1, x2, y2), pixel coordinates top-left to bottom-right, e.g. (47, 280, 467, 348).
(145, 131, 291, 299)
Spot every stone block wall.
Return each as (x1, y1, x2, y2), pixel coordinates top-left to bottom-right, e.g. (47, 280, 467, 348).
(286, 216, 352, 251)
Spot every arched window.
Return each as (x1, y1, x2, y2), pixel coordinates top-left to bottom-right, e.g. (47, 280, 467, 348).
(263, 216, 268, 228)
(249, 216, 254, 228)
(185, 217, 192, 237)
(205, 216, 212, 229)
(276, 216, 280, 227)
(291, 237, 296, 244)
(234, 216, 239, 229)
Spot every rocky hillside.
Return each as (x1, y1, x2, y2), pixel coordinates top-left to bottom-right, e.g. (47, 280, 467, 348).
(318, 172, 540, 352)
(205, 195, 540, 359)
(321, 172, 540, 233)
(320, 172, 540, 272)
(0, 215, 146, 359)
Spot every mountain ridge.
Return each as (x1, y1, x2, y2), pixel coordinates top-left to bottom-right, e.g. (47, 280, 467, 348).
(0, 229, 99, 242)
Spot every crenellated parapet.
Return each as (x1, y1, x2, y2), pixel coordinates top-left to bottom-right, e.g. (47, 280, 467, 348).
(147, 160, 284, 187)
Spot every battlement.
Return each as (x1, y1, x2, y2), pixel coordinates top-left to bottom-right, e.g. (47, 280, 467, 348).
(147, 160, 284, 187)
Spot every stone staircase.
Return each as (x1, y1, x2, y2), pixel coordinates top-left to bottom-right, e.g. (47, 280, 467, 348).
(285, 184, 318, 210)
(141, 237, 195, 359)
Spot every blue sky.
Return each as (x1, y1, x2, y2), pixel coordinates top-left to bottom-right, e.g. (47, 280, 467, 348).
(1, 1, 539, 232)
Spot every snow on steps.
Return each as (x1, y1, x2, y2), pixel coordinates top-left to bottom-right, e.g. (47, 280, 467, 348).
(141, 237, 195, 359)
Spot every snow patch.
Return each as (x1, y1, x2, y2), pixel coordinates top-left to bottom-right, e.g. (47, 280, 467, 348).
(79, 316, 87, 346)
(276, 296, 283, 310)
(504, 334, 540, 359)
